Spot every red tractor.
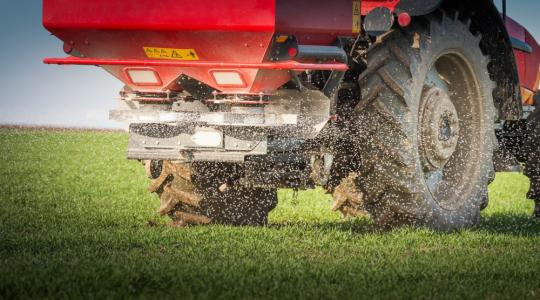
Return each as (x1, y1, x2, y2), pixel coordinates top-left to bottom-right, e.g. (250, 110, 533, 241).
(43, 0, 540, 230)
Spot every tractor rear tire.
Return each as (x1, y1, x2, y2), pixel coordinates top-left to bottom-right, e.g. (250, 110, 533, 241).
(352, 12, 496, 230)
(146, 161, 278, 226)
(524, 106, 540, 217)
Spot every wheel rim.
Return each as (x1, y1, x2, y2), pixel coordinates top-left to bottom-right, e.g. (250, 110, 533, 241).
(419, 52, 484, 211)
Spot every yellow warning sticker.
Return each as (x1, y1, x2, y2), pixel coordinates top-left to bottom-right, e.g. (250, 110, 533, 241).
(352, 0, 361, 34)
(143, 47, 199, 60)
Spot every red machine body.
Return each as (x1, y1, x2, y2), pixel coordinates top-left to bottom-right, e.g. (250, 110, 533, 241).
(43, 0, 359, 94)
(43, 0, 404, 95)
(506, 17, 540, 105)
(44, 0, 280, 94)
(44, 0, 540, 103)
(41, 0, 540, 225)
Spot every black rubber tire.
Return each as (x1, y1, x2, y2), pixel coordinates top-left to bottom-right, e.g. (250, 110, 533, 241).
(147, 161, 278, 226)
(524, 106, 540, 217)
(352, 12, 496, 230)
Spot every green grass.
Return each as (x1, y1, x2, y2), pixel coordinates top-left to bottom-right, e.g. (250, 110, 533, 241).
(1, 129, 539, 299)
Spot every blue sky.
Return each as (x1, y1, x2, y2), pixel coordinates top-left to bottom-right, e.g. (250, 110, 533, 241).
(0, 2, 122, 128)
(0, 1, 538, 128)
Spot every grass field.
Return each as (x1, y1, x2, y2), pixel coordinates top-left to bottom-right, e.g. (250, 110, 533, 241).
(1, 129, 539, 299)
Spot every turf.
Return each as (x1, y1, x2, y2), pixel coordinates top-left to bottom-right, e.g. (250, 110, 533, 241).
(0, 129, 539, 299)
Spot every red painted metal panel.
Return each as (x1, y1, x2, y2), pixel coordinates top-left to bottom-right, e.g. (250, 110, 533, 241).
(506, 17, 540, 101)
(522, 30, 540, 93)
(43, 0, 281, 93)
(44, 57, 347, 94)
(276, 0, 358, 45)
(44, 57, 348, 71)
(43, 0, 275, 32)
(274, 0, 399, 45)
(361, 0, 399, 15)
(41, 0, 401, 94)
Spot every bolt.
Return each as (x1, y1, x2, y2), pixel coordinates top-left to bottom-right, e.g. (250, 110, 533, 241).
(155, 141, 159, 145)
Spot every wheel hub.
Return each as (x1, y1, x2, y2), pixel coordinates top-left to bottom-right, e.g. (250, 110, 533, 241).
(420, 86, 460, 171)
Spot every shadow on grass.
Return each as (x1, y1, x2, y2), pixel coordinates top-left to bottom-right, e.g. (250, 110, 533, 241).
(268, 217, 377, 234)
(268, 214, 540, 236)
(477, 213, 540, 236)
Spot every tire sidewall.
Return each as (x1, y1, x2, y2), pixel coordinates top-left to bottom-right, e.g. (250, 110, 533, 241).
(407, 17, 495, 230)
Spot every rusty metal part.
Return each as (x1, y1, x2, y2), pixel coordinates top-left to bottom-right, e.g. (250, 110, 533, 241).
(148, 160, 277, 226)
(419, 86, 460, 171)
(332, 173, 367, 218)
(173, 211, 212, 225)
